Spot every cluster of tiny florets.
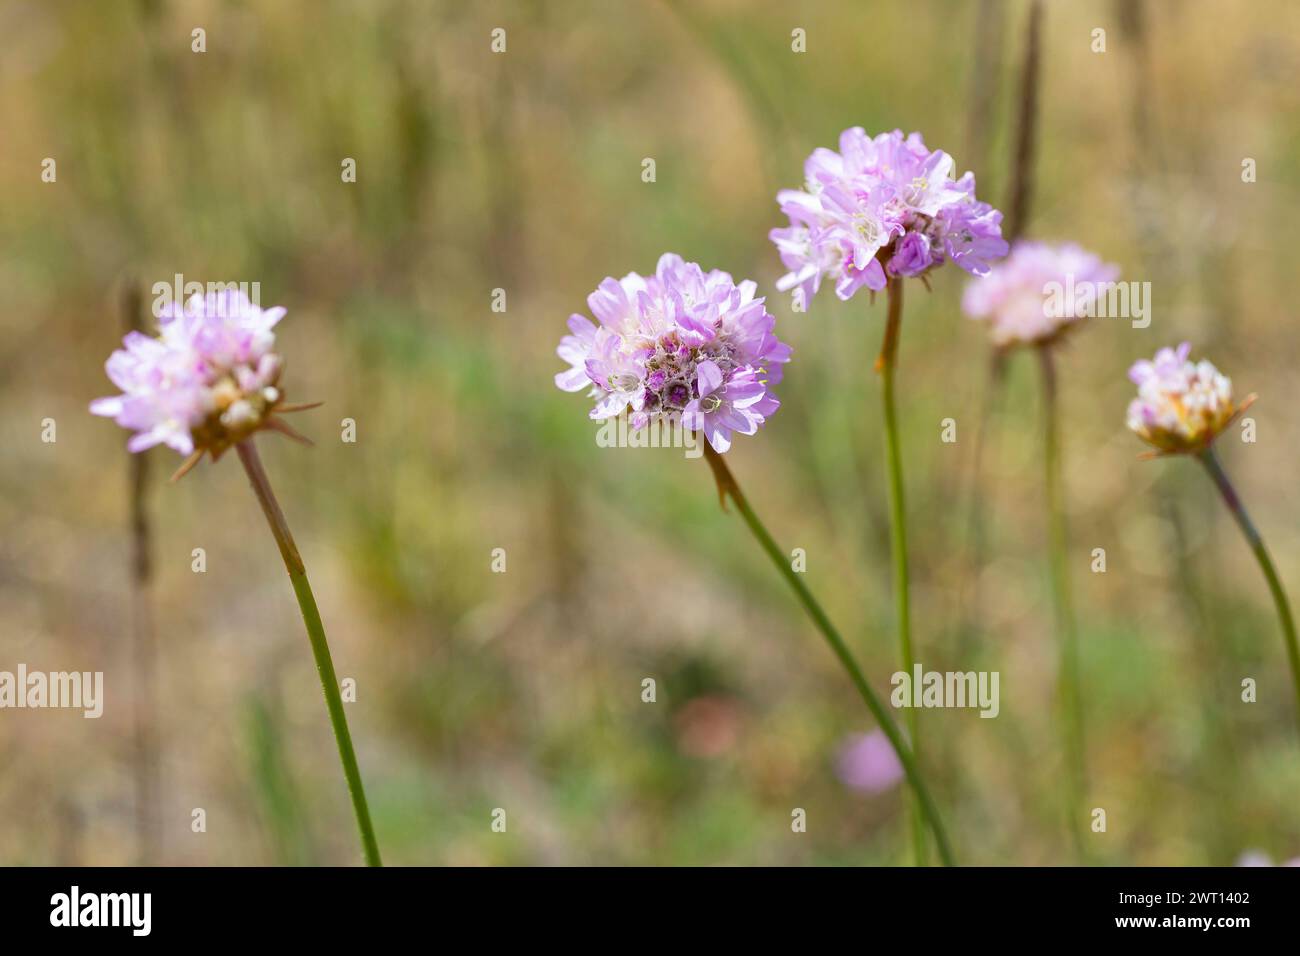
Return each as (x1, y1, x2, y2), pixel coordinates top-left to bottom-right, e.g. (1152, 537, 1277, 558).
(770, 128, 1008, 306)
(555, 254, 791, 453)
(91, 291, 290, 459)
(1126, 343, 1241, 453)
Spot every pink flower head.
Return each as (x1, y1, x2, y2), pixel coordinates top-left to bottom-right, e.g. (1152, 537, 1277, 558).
(835, 730, 903, 794)
(962, 240, 1120, 349)
(1125, 343, 1250, 454)
(554, 254, 791, 454)
(770, 128, 1008, 306)
(1237, 850, 1300, 867)
(92, 290, 305, 469)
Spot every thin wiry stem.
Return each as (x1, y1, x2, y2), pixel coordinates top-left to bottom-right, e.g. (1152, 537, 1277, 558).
(1197, 446, 1300, 734)
(1161, 492, 1241, 863)
(1005, 0, 1043, 242)
(962, 0, 1041, 652)
(954, 349, 1007, 661)
(122, 279, 160, 865)
(1038, 347, 1087, 858)
(703, 445, 956, 866)
(236, 439, 382, 866)
(876, 276, 927, 865)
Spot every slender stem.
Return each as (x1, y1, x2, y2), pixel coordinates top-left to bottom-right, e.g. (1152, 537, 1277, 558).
(236, 439, 383, 866)
(956, 349, 1007, 661)
(1005, 0, 1043, 243)
(703, 445, 956, 866)
(876, 276, 926, 865)
(1197, 446, 1300, 733)
(1038, 347, 1087, 858)
(123, 279, 160, 865)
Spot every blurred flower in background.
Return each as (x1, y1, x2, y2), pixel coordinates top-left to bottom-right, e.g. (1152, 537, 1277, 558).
(962, 240, 1119, 349)
(1236, 850, 1300, 866)
(835, 730, 903, 795)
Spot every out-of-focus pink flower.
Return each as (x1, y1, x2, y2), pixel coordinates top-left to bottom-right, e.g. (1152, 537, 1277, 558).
(1237, 850, 1300, 867)
(835, 730, 904, 794)
(554, 254, 791, 454)
(962, 240, 1120, 349)
(770, 128, 1008, 307)
(1126, 343, 1249, 455)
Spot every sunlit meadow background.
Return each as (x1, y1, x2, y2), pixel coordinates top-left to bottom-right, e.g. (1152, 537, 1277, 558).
(2, 0, 1299, 865)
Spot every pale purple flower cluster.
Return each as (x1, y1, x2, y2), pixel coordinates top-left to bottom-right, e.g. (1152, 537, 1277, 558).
(771, 128, 1008, 305)
(962, 240, 1120, 348)
(91, 291, 286, 456)
(555, 254, 791, 454)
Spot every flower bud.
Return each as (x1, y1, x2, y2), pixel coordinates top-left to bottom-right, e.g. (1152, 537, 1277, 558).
(1126, 343, 1247, 454)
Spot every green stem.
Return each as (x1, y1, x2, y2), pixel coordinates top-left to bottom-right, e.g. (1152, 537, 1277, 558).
(1197, 446, 1300, 733)
(1038, 347, 1087, 858)
(877, 276, 926, 865)
(236, 439, 383, 867)
(703, 444, 956, 866)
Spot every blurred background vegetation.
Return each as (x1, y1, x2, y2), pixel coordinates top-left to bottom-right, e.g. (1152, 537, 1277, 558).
(2, 0, 1299, 865)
